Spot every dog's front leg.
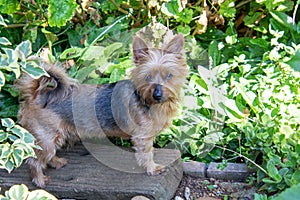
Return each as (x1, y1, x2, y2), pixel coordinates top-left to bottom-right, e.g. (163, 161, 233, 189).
(131, 136, 165, 175)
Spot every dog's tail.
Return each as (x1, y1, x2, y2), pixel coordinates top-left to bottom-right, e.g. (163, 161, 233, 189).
(16, 62, 76, 108)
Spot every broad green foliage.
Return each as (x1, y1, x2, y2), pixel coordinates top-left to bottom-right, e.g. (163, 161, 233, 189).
(0, 118, 39, 173)
(0, 36, 46, 172)
(0, 184, 57, 200)
(0, 38, 48, 118)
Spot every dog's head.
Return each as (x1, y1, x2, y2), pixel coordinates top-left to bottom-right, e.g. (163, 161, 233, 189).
(130, 34, 188, 105)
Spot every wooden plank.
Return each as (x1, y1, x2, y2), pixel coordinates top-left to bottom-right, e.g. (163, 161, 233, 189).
(0, 143, 183, 200)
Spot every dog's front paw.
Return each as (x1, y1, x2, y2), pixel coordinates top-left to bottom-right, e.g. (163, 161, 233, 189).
(147, 164, 167, 175)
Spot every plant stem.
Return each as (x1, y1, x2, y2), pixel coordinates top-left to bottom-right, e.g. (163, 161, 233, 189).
(215, 145, 268, 175)
(4, 24, 26, 28)
(236, 0, 252, 8)
(293, 3, 299, 25)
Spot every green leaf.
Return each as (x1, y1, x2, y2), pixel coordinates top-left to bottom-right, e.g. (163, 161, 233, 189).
(75, 66, 96, 83)
(270, 11, 296, 32)
(267, 160, 281, 182)
(234, 80, 259, 113)
(249, 38, 269, 50)
(48, 0, 78, 27)
(27, 189, 57, 200)
(208, 40, 221, 66)
(8, 62, 21, 79)
(177, 25, 191, 35)
(109, 68, 123, 83)
(104, 43, 123, 57)
(60, 47, 84, 60)
(203, 131, 224, 144)
(23, 131, 36, 144)
(274, 183, 300, 200)
(161, 0, 181, 17)
(219, 0, 236, 18)
(22, 62, 48, 79)
(0, 0, 20, 14)
(287, 49, 300, 72)
(15, 40, 32, 59)
(0, 70, 5, 88)
(41, 28, 58, 48)
(4, 159, 14, 173)
(220, 98, 245, 120)
(0, 130, 8, 142)
(2, 48, 18, 64)
(176, 8, 193, 23)
(1, 118, 15, 129)
(291, 169, 300, 184)
(0, 143, 10, 157)
(106, 59, 132, 73)
(0, 37, 11, 45)
(7, 184, 29, 200)
(0, 15, 7, 26)
(81, 46, 105, 61)
(10, 125, 26, 139)
(12, 148, 24, 167)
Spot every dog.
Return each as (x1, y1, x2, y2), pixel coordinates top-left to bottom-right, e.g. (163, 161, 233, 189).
(17, 34, 188, 188)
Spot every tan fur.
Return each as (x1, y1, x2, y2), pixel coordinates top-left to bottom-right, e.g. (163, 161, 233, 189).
(17, 34, 188, 188)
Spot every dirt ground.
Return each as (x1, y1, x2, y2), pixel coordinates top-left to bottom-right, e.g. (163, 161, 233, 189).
(173, 174, 257, 200)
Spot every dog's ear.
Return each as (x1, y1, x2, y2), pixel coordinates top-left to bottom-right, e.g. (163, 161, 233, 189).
(164, 34, 184, 54)
(132, 36, 149, 64)
(36, 76, 58, 108)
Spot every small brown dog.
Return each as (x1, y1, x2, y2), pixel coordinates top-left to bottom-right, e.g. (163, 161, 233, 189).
(17, 34, 188, 188)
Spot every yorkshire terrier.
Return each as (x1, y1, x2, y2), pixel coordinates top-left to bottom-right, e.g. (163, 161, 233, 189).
(17, 34, 188, 188)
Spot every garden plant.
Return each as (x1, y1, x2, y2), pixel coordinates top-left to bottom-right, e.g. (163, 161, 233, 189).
(0, 0, 300, 199)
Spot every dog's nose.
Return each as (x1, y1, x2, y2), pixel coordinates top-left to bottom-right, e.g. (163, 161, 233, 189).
(153, 84, 163, 101)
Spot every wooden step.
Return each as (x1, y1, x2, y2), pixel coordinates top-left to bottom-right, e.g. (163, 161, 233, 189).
(0, 143, 183, 200)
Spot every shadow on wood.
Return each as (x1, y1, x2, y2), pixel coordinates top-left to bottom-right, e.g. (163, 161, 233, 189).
(0, 143, 183, 200)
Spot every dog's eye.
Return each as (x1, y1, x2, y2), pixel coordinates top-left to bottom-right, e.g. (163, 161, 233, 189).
(146, 74, 152, 82)
(166, 73, 173, 80)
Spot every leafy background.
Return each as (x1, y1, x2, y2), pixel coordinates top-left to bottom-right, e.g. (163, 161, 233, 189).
(0, 0, 300, 199)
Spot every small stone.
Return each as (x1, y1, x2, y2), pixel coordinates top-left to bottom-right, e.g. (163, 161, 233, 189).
(174, 196, 184, 200)
(184, 187, 191, 200)
(131, 196, 150, 200)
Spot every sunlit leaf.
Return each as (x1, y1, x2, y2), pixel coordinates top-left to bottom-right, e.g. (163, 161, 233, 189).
(22, 62, 48, 79)
(161, 0, 181, 17)
(12, 148, 24, 167)
(0, 37, 11, 45)
(0, 130, 8, 142)
(0, 0, 20, 14)
(1, 118, 15, 129)
(0, 15, 7, 26)
(16, 40, 32, 60)
(7, 184, 28, 200)
(48, 0, 78, 27)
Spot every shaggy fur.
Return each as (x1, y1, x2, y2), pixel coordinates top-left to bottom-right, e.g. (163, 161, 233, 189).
(17, 34, 188, 188)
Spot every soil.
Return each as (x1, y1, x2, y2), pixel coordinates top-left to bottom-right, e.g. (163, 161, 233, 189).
(173, 174, 257, 200)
